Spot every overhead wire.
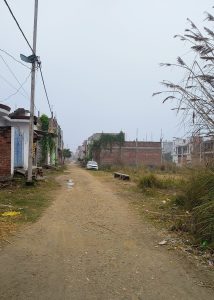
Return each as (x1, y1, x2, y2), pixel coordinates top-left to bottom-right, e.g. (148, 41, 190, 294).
(0, 49, 31, 69)
(0, 72, 27, 99)
(0, 73, 39, 113)
(0, 57, 38, 112)
(38, 64, 52, 114)
(0, 73, 39, 114)
(0, 48, 34, 106)
(0, 54, 30, 99)
(3, 0, 34, 54)
(3, 0, 53, 115)
(0, 71, 31, 102)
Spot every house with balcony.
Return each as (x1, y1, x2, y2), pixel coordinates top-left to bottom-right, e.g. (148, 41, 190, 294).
(172, 137, 214, 166)
(172, 138, 193, 166)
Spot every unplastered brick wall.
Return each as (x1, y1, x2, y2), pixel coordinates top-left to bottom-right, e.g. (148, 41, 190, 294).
(99, 141, 162, 167)
(0, 126, 11, 180)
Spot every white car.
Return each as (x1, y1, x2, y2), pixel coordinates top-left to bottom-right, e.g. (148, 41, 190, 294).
(86, 161, 98, 170)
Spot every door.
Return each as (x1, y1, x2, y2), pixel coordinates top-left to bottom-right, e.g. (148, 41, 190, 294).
(14, 128, 24, 168)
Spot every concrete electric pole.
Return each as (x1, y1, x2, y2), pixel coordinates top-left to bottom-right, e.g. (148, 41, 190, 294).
(27, 0, 39, 184)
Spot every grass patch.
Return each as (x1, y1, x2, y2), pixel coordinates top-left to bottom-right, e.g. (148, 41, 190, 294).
(138, 173, 184, 191)
(193, 201, 214, 246)
(138, 173, 163, 190)
(173, 168, 214, 246)
(95, 165, 214, 249)
(174, 169, 214, 209)
(0, 167, 64, 239)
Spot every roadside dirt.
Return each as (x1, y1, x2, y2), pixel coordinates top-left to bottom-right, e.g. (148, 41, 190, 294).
(0, 164, 213, 300)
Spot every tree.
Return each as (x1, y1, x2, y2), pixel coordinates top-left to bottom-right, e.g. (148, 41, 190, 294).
(63, 148, 72, 159)
(89, 131, 125, 160)
(154, 10, 214, 137)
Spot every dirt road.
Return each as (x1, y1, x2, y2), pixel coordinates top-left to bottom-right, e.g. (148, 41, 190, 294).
(0, 164, 213, 299)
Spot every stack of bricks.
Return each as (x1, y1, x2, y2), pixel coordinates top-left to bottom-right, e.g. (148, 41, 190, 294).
(0, 126, 11, 181)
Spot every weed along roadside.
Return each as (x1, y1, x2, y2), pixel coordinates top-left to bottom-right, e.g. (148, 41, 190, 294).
(0, 167, 65, 243)
(91, 165, 214, 267)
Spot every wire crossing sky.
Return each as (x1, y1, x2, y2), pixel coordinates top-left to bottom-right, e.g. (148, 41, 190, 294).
(2, 0, 53, 115)
(0, 0, 213, 150)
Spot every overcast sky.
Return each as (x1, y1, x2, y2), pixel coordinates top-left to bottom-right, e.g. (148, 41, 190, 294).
(0, 0, 213, 150)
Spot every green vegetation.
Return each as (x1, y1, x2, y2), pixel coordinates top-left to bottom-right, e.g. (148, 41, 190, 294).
(95, 164, 214, 249)
(63, 148, 72, 159)
(138, 174, 163, 190)
(0, 168, 63, 237)
(39, 114, 56, 165)
(137, 168, 214, 248)
(89, 131, 125, 160)
(138, 172, 185, 190)
(174, 169, 214, 245)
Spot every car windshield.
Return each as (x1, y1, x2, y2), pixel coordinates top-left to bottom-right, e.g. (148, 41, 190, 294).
(88, 161, 97, 165)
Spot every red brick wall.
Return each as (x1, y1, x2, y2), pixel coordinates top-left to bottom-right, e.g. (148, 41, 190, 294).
(98, 141, 162, 167)
(0, 127, 11, 181)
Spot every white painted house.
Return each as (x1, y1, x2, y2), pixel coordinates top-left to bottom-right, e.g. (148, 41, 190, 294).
(0, 105, 38, 179)
(172, 138, 193, 166)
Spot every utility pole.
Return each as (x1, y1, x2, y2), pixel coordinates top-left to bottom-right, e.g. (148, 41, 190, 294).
(27, 0, 39, 184)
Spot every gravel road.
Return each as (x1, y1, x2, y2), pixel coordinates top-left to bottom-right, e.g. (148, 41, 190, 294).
(0, 164, 213, 300)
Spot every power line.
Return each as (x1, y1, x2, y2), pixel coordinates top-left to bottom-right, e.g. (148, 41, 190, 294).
(0, 49, 31, 69)
(3, 0, 53, 115)
(0, 54, 29, 98)
(0, 70, 38, 112)
(0, 71, 31, 102)
(0, 72, 27, 99)
(3, 0, 34, 54)
(38, 64, 52, 114)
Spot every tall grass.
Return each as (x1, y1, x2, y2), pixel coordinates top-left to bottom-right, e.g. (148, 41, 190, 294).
(138, 174, 163, 190)
(193, 201, 214, 244)
(138, 173, 183, 190)
(175, 168, 214, 245)
(175, 169, 214, 210)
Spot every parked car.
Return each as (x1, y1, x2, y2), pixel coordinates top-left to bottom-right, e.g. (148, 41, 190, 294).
(86, 161, 98, 170)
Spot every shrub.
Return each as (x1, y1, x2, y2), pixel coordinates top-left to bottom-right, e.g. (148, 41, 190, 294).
(174, 194, 186, 206)
(138, 173, 183, 190)
(175, 169, 214, 210)
(160, 165, 166, 171)
(192, 201, 214, 244)
(138, 174, 163, 190)
(174, 168, 214, 246)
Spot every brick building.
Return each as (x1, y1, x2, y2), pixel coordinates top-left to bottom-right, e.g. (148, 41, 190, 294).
(0, 104, 12, 181)
(94, 141, 162, 167)
(0, 126, 12, 181)
(0, 105, 39, 180)
(76, 132, 162, 167)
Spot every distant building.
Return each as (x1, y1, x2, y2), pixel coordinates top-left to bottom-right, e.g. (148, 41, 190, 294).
(76, 142, 87, 161)
(96, 141, 162, 167)
(162, 141, 173, 163)
(172, 138, 192, 166)
(78, 132, 162, 167)
(172, 137, 214, 166)
(36, 116, 64, 166)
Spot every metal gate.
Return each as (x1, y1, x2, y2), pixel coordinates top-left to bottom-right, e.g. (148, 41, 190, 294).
(14, 128, 24, 168)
